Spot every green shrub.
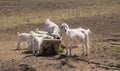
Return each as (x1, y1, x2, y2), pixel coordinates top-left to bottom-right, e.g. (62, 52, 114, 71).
(59, 45, 66, 53)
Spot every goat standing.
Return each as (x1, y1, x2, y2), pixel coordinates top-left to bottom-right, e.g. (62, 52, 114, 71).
(60, 23, 91, 56)
(43, 19, 61, 39)
(17, 32, 30, 50)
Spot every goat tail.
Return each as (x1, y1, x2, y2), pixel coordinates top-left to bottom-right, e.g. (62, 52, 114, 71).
(46, 18, 50, 22)
(35, 28, 39, 32)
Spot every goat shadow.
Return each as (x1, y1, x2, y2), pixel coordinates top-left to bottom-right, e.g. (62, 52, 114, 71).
(56, 54, 79, 60)
(11, 48, 26, 51)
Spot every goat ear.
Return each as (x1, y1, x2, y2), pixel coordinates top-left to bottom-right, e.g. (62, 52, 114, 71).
(17, 32, 20, 35)
(35, 28, 37, 32)
(46, 19, 50, 22)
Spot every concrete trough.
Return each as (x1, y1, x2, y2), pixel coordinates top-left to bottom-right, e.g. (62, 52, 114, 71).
(40, 39, 62, 55)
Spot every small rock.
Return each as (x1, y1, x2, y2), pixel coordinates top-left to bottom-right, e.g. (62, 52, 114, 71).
(19, 62, 29, 67)
(19, 62, 36, 71)
(60, 59, 67, 65)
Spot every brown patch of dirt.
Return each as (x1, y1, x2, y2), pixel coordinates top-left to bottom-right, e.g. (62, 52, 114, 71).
(0, 14, 120, 71)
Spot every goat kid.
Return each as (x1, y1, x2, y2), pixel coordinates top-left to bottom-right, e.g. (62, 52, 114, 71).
(31, 34, 54, 55)
(27, 31, 54, 55)
(17, 32, 30, 50)
(35, 28, 48, 35)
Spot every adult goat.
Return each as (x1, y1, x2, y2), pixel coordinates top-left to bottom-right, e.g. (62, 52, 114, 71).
(60, 23, 91, 56)
(43, 19, 61, 39)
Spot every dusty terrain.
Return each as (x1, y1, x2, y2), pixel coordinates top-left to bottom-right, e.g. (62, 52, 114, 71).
(0, 0, 120, 71)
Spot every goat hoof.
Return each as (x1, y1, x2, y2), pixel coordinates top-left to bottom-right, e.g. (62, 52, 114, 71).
(85, 54, 88, 56)
(82, 53, 85, 56)
(17, 48, 21, 50)
(33, 53, 36, 56)
(65, 53, 68, 56)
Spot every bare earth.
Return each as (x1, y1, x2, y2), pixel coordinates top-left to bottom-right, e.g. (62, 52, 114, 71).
(0, 0, 120, 71)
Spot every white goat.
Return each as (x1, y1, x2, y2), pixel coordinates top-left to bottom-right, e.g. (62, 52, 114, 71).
(31, 34, 54, 55)
(16, 31, 40, 50)
(17, 30, 51, 50)
(43, 19, 61, 39)
(27, 31, 54, 54)
(17, 32, 30, 50)
(35, 28, 48, 35)
(60, 23, 91, 56)
(32, 36, 44, 55)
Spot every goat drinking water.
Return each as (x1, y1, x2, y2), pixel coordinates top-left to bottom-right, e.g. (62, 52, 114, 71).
(43, 19, 61, 39)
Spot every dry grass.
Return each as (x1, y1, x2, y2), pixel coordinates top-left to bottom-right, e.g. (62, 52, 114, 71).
(110, 47, 120, 58)
(0, 0, 120, 28)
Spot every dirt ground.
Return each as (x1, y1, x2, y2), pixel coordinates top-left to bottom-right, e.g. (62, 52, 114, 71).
(0, 0, 120, 71)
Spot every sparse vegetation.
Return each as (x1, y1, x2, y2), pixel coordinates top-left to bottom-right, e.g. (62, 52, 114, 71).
(0, 0, 120, 71)
(59, 45, 66, 53)
(0, 0, 120, 28)
(111, 47, 120, 58)
(107, 62, 120, 68)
